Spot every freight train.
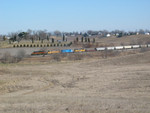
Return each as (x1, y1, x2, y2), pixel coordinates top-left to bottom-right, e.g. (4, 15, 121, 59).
(31, 44, 150, 55)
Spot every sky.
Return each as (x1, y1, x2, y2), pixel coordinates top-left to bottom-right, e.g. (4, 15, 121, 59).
(0, 0, 150, 34)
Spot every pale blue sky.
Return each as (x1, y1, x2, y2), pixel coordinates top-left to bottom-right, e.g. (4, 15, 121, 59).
(0, 0, 150, 34)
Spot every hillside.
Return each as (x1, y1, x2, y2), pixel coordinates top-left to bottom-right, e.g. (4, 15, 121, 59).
(94, 34, 150, 46)
(0, 51, 150, 113)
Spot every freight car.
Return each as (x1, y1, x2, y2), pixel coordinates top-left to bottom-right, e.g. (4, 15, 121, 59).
(132, 45, 140, 49)
(74, 48, 85, 52)
(115, 46, 124, 50)
(86, 48, 96, 52)
(106, 47, 115, 50)
(96, 47, 106, 51)
(61, 49, 74, 53)
(47, 50, 60, 54)
(124, 46, 132, 49)
(140, 45, 148, 48)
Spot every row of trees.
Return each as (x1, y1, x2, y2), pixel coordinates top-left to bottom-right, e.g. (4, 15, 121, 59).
(1, 29, 150, 42)
(75, 37, 95, 43)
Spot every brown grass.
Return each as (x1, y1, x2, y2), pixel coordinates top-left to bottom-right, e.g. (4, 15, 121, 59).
(95, 34, 150, 46)
(0, 50, 150, 113)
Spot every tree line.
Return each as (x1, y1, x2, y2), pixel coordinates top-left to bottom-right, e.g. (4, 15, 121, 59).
(0, 29, 150, 42)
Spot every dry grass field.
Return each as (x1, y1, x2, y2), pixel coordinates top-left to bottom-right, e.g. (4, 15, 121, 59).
(95, 35, 150, 46)
(0, 50, 150, 113)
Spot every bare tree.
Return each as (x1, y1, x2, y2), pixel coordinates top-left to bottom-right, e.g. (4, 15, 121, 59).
(38, 30, 47, 40)
(8, 32, 18, 42)
(47, 32, 51, 41)
(102, 30, 109, 37)
(87, 30, 93, 35)
(52, 54, 61, 61)
(139, 29, 145, 34)
(31, 36, 34, 43)
(54, 30, 61, 36)
(26, 29, 32, 39)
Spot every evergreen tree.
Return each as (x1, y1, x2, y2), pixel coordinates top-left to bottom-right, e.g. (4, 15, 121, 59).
(76, 37, 79, 42)
(117, 33, 123, 38)
(41, 39, 43, 43)
(9, 39, 11, 44)
(93, 38, 95, 43)
(81, 37, 84, 42)
(14, 35, 17, 42)
(52, 38, 54, 43)
(88, 38, 90, 43)
(32, 37, 34, 43)
(63, 34, 65, 41)
(85, 38, 87, 42)
(3, 36, 6, 41)
(47, 36, 49, 41)
(83, 33, 88, 37)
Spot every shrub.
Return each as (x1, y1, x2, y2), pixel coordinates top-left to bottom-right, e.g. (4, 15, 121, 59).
(1, 52, 17, 63)
(68, 54, 83, 61)
(130, 40, 137, 45)
(83, 43, 92, 48)
(145, 39, 150, 44)
(74, 54, 83, 60)
(140, 48, 149, 53)
(16, 49, 26, 61)
(51, 54, 61, 61)
(1, 50, 26, 64)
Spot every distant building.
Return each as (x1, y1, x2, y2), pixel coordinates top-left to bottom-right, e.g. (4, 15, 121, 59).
(115, 33, 119, 36)
(98, 32, 102, 35)
(71, 34, 75, 37)
(6, 37, 11, 40)
(57, 40, 62, 43)
(2, 36, 11, 40)
(106, 34, 111, 37)
(145, 33, 150, 35)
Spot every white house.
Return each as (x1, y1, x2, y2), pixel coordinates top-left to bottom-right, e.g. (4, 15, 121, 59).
(115, 33, 119, 36)
(106, 34, 111, 37)
(6, 37, 11, 40)
(145, 33, 150, 35)
(98, 32, 102, 35)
